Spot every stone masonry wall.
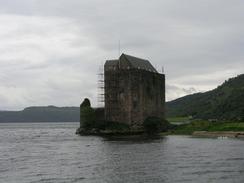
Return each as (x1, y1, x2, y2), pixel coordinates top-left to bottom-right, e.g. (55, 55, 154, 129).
(105, 68, 165, 128)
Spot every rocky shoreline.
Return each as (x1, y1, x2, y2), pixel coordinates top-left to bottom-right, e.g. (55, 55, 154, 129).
(76, 127, 145, 136)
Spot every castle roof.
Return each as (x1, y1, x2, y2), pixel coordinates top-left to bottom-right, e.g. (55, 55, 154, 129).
(105, 59, 119, 67)
(105, 53, 157, 73)
(120, 54, 157, 72)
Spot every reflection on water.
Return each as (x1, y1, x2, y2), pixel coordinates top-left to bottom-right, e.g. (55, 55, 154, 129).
(0, 122, 244, 183)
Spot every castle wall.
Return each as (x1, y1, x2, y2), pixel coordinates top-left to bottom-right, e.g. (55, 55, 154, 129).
(129, 69, 165, 127)
(105, 67, 165, 128)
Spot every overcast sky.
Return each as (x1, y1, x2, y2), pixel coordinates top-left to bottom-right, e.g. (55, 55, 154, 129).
(0, 0, 244, 110)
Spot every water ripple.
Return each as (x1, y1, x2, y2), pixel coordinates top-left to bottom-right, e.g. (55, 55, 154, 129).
(0, 123, 244, 183)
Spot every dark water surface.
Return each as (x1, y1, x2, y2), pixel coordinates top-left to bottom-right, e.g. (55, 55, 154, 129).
(0, 122, 244, 183)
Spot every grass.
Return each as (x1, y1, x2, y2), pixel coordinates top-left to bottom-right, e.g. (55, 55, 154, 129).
(208, 122, 244, 131)
(170, 120, 244, 135)
(167, 116, 190, 124)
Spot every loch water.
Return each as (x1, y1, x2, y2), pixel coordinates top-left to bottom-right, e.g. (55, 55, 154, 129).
(0, 122, 244, 183)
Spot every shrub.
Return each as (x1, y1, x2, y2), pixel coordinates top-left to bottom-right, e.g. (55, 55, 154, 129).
(143, 116, 170, 134)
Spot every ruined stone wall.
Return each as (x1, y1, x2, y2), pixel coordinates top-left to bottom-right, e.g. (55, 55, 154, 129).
(105, 68, 165, 127)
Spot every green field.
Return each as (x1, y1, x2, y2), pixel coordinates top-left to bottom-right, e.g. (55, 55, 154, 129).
(170, 120, 244, 135)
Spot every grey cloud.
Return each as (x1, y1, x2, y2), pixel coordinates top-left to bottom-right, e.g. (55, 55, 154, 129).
(0, 0, 244, 109)
(166, 84, 199, 101)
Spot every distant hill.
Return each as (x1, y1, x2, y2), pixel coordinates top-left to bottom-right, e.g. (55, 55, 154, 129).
(2, 74, 244, 122)
(166, 74, 244, 121)
(0, 106, 80, 122)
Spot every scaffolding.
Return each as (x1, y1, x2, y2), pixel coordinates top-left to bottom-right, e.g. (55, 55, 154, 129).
(97, 64, 104, 107)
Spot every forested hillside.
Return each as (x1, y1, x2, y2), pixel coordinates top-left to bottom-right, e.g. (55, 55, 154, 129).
(166, 74, 244, 121)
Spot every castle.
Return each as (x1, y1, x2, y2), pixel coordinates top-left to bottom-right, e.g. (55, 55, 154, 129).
(104, 53, 165, 128)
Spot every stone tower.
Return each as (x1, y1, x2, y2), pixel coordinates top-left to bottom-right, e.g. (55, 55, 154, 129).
(104, 53, 165, 128)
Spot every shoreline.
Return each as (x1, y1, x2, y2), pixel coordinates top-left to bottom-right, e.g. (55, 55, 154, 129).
(76, 127, 244, 139)
(75, 127, 145, 136)
(192, 131, 244, 138)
